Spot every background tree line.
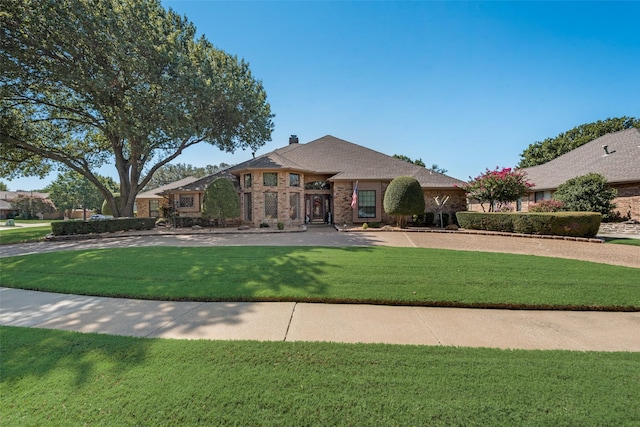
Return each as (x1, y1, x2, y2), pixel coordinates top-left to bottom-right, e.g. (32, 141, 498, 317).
(517, 116, 639, 167)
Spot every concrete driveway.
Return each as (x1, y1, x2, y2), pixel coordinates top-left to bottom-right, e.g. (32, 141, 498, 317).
(2, 225, 639, 267)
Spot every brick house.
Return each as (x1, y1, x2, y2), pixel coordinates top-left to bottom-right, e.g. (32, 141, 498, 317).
(0, 191, 60, 220)
(135, 176, 199, 218)
(520, 128, 640, 221)
(159, 135, 467, 227)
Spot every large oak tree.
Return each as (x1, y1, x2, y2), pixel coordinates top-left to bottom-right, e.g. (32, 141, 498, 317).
(0, 0, 273, 217)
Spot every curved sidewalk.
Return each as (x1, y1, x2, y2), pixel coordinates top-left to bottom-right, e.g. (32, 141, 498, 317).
(2, 287, 639, 351)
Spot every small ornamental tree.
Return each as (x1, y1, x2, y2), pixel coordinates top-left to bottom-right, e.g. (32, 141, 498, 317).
(202, 178, 240, 227)
(552, 173, 617, 220)
(461, 167, 533, 212)
(383, 176, 425, 227)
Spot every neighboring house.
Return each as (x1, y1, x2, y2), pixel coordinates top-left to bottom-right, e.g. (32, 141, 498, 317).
(0, 198, 16, 220)
(520, 128, 640, 221)
(135, 176, 199, 218)
(161, 135, 467, 227)
(0, 191, 59, 220)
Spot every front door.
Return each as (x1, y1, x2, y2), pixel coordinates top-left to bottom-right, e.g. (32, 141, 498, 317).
(306, 195, 330, 223)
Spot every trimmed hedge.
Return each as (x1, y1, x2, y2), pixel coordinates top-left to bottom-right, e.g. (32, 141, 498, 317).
(412, 212, 435, 226)
(456, 212, 601, 238)
(51, 217, 156, 236)
(172, 217, 211, 228)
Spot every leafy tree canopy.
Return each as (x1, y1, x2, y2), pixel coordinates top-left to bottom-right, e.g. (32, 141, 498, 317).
(0, 0, 273, 217)
(552, 173, 617, 220)
(393, 154, 447, 173)
(0, 181, 7, 191)
(45, 170, 118, 215)
(517, 117, 639, 168)
(393, 154, 426, 167)
(202, 178, 240, 226)
(143, 163, 230, 191)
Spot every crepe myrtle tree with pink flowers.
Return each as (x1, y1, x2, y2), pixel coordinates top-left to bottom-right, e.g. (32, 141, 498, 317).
(458, 167, 534, 212)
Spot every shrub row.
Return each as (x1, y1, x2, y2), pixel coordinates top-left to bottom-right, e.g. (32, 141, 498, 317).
(412, 212, 435, 226)
(412, 212, 459, 227)
(456, 212, 601, 238)
(51, 217, 156, 236)
(171, 217, 211, 228)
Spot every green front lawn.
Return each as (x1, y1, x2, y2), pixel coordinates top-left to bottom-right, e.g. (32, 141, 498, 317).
(606, 238, 640, 246)
(2, 246, 638, 310)
(2, 327, 638, 426)
(0, 225, 52, 245)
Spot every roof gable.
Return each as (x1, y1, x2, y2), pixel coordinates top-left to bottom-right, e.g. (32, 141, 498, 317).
(229, 135, 466, 188)
(523, 128, 640, 190)
(162, 170, 239, 193)
(136, 176, 200, 198)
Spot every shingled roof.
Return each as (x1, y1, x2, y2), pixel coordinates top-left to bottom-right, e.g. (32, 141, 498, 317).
(523, 128, 640, 190)
(228, 135, 465, 188)
(161, 170, 239, 193)
(136, 176, 200, 199)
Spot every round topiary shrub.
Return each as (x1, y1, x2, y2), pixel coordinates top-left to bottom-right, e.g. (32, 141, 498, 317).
(101, 193, 122, 216)
(383, 176, 425, 227)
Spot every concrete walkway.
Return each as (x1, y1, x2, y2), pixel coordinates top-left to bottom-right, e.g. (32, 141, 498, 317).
(2, 287, 639, 351)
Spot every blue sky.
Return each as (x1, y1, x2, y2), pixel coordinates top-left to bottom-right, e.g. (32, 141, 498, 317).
(6, 0, 640, 190)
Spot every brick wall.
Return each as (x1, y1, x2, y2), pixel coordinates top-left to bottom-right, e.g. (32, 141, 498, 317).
(240, 171, 306, 227)
(136, 198, 151, 217)
(332, 181, 357, 225)
(332, 181, 468, 226)
(612, 182, 640, 221)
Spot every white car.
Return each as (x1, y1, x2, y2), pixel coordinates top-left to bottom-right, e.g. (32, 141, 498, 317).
(90, 214, 109, 220)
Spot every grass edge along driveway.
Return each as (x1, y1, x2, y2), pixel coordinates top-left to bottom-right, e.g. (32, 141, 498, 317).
(1, 246, 638, 311)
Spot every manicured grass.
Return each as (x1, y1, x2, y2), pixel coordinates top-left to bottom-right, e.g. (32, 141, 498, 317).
(2, 246, 638, 310)
(0, 225, 51, 245)
(2, 326, 638, 426)
(12, 219, 59, 224)
(606, 238, 640, 246)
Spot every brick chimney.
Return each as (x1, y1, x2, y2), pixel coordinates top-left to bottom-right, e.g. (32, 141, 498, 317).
(289, 135, 299, 145)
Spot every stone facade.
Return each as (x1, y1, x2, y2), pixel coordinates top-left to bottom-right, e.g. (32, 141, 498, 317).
(598, 221, 640, 235)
